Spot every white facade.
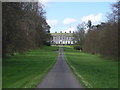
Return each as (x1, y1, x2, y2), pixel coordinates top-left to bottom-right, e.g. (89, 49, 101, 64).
(51, 32, 75, 45)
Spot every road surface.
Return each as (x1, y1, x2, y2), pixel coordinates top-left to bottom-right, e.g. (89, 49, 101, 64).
(37, 46, 83, 88)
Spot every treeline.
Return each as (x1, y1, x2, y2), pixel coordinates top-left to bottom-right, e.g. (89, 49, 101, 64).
(74, 1, 119, 60)
(2, 2, 51, 58)
(84, 22, 118, 59)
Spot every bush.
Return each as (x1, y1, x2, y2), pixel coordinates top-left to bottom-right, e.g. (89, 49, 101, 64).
(74, 45, 82, 51)
(44, 42, 51, 46)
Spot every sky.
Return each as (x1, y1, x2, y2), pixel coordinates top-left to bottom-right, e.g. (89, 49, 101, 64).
(40, 0, 116, 33)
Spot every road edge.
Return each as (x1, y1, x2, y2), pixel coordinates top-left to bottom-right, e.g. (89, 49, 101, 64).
(63, 47, 93, 88)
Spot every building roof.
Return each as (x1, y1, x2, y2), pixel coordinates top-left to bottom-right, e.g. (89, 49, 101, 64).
(51, 33, 73, 37)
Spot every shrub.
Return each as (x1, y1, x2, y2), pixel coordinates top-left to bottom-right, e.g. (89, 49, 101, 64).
(74, 45, 82, 51)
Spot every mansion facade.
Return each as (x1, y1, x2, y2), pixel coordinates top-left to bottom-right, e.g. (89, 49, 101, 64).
(51, 31, 75, 45)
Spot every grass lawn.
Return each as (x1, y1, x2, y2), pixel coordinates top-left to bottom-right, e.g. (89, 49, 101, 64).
(63, 46, 118, 88)
(2, 46, 58, 88)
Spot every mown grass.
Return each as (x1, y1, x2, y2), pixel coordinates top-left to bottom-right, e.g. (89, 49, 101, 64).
(2, 46, 58, 88)
(63, 46, 118, 88)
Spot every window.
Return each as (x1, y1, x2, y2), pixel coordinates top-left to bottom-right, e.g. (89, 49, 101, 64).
(67, 37, 69, 40)
(59, 36, 61, 39)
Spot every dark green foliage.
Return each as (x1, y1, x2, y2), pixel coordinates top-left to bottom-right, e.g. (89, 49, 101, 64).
(73, 45, 82, 51)
(43, 41, 51, 46)
(87, 20, 92, 29)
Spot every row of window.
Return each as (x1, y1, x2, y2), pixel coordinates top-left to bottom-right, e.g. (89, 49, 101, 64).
(53, 36, 73, 40)
(51, 41, 74, 44)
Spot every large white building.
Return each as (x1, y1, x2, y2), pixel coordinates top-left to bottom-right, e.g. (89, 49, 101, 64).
(51, 31, 75, 45)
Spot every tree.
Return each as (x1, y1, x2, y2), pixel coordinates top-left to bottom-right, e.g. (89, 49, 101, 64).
(87, 20, 92, 30)
(2, 2, 51, 58)
(107, 0, 120, 22)
(73, 23, 86, 50)
(83, 1, 119, 60)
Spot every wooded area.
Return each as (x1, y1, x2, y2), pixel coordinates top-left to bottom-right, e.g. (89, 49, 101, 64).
(2, 1, 119, 60)
(73, 1, 119, 60)
(2, 2, 51, 58)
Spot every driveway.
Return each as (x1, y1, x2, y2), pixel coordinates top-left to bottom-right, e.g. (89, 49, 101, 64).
(37, 46, 83, 88)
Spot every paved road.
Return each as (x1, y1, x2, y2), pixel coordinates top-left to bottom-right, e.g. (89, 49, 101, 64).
(37, 46, 83, 88)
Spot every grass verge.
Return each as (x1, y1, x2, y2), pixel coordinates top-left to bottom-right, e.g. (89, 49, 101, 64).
(63, 46, 118, 88)
(2, 46, 58, 88)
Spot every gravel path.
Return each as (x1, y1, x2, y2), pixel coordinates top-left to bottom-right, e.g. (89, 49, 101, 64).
(37, 46, 83, 88)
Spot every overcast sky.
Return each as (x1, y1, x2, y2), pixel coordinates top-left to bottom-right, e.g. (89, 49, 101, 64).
(40, 0, 116, 33)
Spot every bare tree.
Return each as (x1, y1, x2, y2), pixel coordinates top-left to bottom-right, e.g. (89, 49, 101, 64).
(2, 2, 51, 58)
(73, 23, 86, 50)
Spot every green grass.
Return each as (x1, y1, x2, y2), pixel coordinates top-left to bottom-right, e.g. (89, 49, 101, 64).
(63, 46, 118, 88)
(3, 46, 58, 88)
